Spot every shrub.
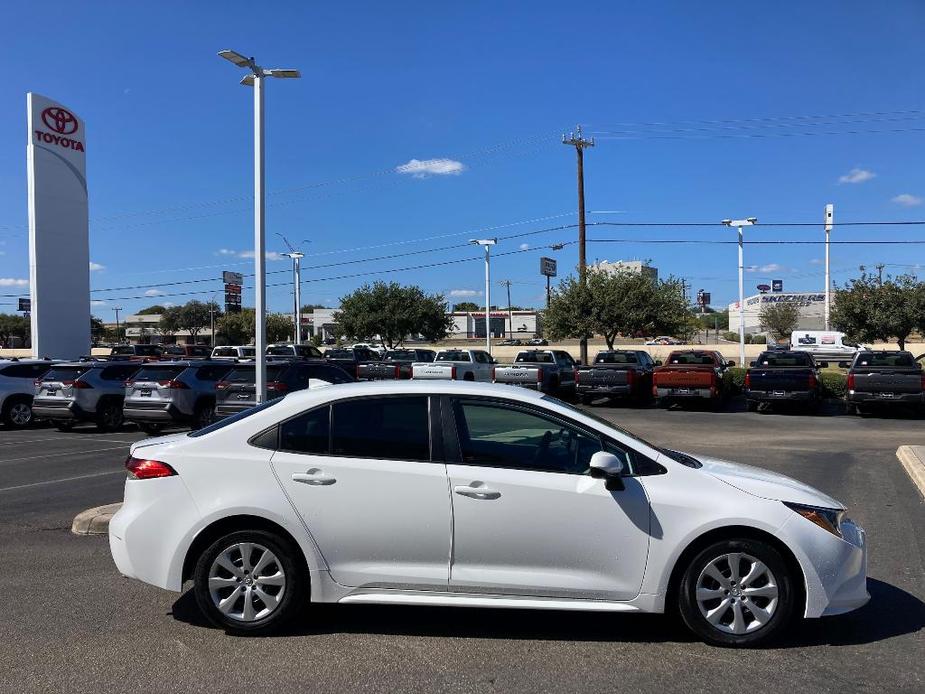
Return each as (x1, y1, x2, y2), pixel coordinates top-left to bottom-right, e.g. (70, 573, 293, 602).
(722, 331, 739, 342)
(820, 371, 847, 399)
(751, 334, 767, 344)
(723, 367, 747, 393)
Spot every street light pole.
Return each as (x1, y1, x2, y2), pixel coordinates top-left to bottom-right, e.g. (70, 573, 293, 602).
(471, 239, 497, 355)
(722, 217, 757, 367)
(219, 49, 300, 403)
(113, 307, 122, 343)
(824, 204, 834, 331)
(284, 251, 304, 344)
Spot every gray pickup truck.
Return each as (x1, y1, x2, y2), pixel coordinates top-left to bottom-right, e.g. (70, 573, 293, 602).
(575, 350, 658, 404)
(492, 349, 577, 394)
(845, 351, 925, 415)
(357, 349, 436, 380)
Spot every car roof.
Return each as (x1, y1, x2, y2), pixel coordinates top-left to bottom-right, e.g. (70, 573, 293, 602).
(0, 358, 59, 365)
(284, 380, 546, 406)
(137, 359, 232, 367)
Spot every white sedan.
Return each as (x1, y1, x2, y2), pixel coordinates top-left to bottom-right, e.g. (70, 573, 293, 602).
(109, 381, 868, 647)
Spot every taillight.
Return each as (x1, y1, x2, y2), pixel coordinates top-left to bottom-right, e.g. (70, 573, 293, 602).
(158, 379, 189, 389)
(847, 374, 855, 391)
(744, 372, 751, 388)
(216, 381, 229, 390)
(124, 380, 134, 387)
(574, 368, 580, 384)
(807, 373, 817, 390)
(394, 365, 401, 379)
(536, 369, 543, 383)
(267, 381, 288, 392)
(491, 367, 496, 381)
(73, 380, 93, 389)
(33, 379, 43, 387)
(626, 369, 635, 385)
(451, 366, 457, 380)
(125, 456, 177, 480)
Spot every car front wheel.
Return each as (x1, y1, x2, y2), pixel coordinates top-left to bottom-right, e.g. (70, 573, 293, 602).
(193, 529, 307, 634)
(678, 538, 795, 647)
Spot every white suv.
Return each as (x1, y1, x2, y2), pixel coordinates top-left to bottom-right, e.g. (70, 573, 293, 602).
(0, 359, 56, 427)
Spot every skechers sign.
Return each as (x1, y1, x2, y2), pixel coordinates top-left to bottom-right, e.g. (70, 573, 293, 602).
(33, 106, 85, 152)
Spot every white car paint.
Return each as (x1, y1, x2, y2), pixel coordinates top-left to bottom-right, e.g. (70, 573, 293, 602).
(411, 350, 494, 382)
(109, 381, 868, 632)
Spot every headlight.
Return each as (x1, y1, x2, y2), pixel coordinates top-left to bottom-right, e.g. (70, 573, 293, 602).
(783, 501, 846, 538)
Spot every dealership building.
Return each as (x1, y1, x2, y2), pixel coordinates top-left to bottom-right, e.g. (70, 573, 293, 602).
(727, 292, 827, 334)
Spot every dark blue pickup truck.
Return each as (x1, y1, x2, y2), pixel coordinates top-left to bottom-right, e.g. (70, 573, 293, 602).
(745, 351, 825, 413)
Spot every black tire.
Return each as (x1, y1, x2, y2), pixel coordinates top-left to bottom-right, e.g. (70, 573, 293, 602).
(55, 421, 75, 432)
(2, 396, 34, 428)
(192, 401, 215, 430)
(657, 397, 672, 409)
(678, 538, 796, 647)
(95, 399, 124, 432)
(579, 394, 594, 406)
(746, 400, 758, 413)
(193, 529, 307, 634)
(138, 422, 163, 435)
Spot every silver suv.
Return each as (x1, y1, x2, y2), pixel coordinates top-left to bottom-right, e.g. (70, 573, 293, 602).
(211, 345, 257, 361)
(123, 360, 232, 434)
(33, 361, 141, 432)
(0, 359, 56, 428)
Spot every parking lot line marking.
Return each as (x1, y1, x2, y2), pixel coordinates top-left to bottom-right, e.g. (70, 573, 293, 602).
(0, 444, 130, 466)
(0, 436, 139, 447)
(0, 469, 123, 493)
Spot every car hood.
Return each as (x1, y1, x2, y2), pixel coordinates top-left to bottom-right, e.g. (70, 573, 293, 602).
(694, 454, 844, 509)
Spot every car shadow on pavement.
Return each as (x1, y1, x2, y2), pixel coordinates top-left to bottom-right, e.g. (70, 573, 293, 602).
(169, 578, 923, 646)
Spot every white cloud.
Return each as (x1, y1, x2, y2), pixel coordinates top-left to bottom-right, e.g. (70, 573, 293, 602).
(217, 248, 236, 256)
(449, 289, 482, 298)
(0, 278, 29, 287)
(238, 250, 285, 261)
(396, 158, 465, 178)
(519, 243, 530, 251)
(162, 302, 176, 308)
(892, 193, 923, 207)
(838, 167, 875, 184)
(144, 289, 165, 297)
(746, 263, 785, 273)
(809, 258, 823, 264)
(90, 300, 107, 306)
(89, 261, 105, 271)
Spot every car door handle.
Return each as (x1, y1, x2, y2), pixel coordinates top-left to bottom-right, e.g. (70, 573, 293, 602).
(454, 485, 501, 500)
(292, 470, 336, 486)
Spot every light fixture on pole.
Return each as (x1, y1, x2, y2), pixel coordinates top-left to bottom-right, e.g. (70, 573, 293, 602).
(218, 49, 300, 403)
(824, 204, 834, 331)
(470, 239, 497, 355)
(721, 217, 757, 367)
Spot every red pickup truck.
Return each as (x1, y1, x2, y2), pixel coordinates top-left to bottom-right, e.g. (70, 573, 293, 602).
(653, 350, 733, 408)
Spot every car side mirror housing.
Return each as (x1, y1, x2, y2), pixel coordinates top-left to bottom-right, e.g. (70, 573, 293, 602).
(654, 359, 663, 366)
(727, 360, 735, 368)
(818, 361, 829, 368)
(749, 361, 756, 367)
(589, 451, 625, 491)
(838, 361, 850, 369)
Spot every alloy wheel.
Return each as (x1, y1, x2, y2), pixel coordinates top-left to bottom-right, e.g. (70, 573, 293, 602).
(695, 552, 779, 635)
(9, 403, 32, 426)
(208, 542, 286, 623)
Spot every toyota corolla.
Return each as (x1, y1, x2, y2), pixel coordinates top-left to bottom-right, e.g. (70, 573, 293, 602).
(109, 381, 868, 647)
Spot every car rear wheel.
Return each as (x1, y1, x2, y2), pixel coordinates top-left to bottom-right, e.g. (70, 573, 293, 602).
(138, 423, 163, 435)
(2, 397, 34, 428)
(192, 401, 215, 430)
(193, 529, 307, 634)
(678, 538, 795, 647)
(96, 400, 124, 432)
(746, 400, 758, 412)
(55, 421, 75, 432)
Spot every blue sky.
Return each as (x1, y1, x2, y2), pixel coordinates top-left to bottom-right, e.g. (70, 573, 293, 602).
(2, 0, 925, 318)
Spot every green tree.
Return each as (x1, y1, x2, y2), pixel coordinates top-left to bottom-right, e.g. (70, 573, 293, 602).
(137, 305, 166, 315)
(216, 309, 255, 345)
(831, 273, 922, 349)
(175, 300, 212, 342)
(335, 281, 454, 348)
(300, 303, 328, 313)
(545, 269, 692, 349)
(266, 313, 294, 342)
(758, 302, 800, 341)
(0, 313, 29, 347)
(90, 316, 106, 345)
(452, 301, 481, 312)
(154, 306, 181, 341)
(696, 309, 728, 331)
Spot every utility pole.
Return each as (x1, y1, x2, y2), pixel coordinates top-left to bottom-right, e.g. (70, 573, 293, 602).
(471, 239, 497, 355)
(876, 263, 885, 286)
(113, 307, 122, 344)
(824, 204, 833, 330)
(563, 125, 594, 365)
(722, 217, 758, 367)
(209, 300, 216, 346)
(499, 280, 514, 339)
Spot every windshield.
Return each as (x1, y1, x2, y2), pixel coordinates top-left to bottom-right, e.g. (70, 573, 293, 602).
(325, 349, 354, 359)
(221, 365, 286, 383)
(266, 346, 294, 356)
(212, 348, 236, 357)
(856, 352, 916, 367)
(754, 352, 813, 367)
(42, 366, 90, 381)
(595, 352, 638, 364)
(132, 365, 185, 381)
(667, 352, 715, 365)
(515, 351, 553, 363)
(436, 351, 471, 362)
(187, 398, 284, 438)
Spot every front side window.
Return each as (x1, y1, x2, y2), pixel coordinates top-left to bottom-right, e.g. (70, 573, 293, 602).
(280, 406, 330, 454)
(453, 400, 601, 474)
(331, 396, 430, 461)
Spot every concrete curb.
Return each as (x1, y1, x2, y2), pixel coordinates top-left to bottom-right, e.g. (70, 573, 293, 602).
(71, 502, 122, 536)
(896, 446, 925, 501)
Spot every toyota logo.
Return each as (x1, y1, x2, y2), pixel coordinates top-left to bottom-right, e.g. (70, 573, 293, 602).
(41, 107, 78, 135)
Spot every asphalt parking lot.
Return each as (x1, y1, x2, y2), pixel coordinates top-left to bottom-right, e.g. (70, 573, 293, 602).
(2, 407, 924, 694)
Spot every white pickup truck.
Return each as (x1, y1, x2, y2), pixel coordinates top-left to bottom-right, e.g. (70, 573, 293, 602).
(411, 348, 495, 381)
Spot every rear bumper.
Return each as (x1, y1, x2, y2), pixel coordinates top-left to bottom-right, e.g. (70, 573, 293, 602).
(215, 402, 254, 418)
(848, 391, 923, 405)
(123, 401, 186, 423)
(32, 399, 85, 421)
(746, 389, 815, 402)
(576, 384, 632, 397)
(655, 386, 713, 399)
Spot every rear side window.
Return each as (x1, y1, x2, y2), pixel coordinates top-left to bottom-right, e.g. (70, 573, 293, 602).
(437, 351, 470, 362)
(331, 396, 430, 461)
(857, 353, 916, 367)
(297, 345, 323, 358)
(596, 352, 637, 364)
(516, 351, 553, 363)
(280, 406, 330, 454)
(668, 353, 715, 365)
(267, 346, 294, 356)
(212, 348, 237, 358)
(756, 352, 813, 367)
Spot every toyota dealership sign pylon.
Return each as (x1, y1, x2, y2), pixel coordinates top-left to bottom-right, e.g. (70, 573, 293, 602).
(26, 93, 90, 359)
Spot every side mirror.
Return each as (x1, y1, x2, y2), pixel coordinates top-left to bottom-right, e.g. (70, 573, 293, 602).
(749, 361, 756, 367)
(838, 361, 850, 369)
(818, 361, 829, 369)
(727, 360, 735, 368)
(655, 360, 663, 366)
(589, 451, 625, 491)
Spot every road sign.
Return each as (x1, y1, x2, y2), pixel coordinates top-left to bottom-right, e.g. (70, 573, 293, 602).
(697, 291, 711, 307)
(222, 271, 244, 285)
(18, 298, 31, 312)
(540, 257, 557, 277)
(772, 279, 783, 292)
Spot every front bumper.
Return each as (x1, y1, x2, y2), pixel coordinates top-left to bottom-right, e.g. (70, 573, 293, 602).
(779, 514, 869, 618)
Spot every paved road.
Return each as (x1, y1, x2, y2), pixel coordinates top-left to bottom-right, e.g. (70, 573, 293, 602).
(2, 407, 923, 694)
